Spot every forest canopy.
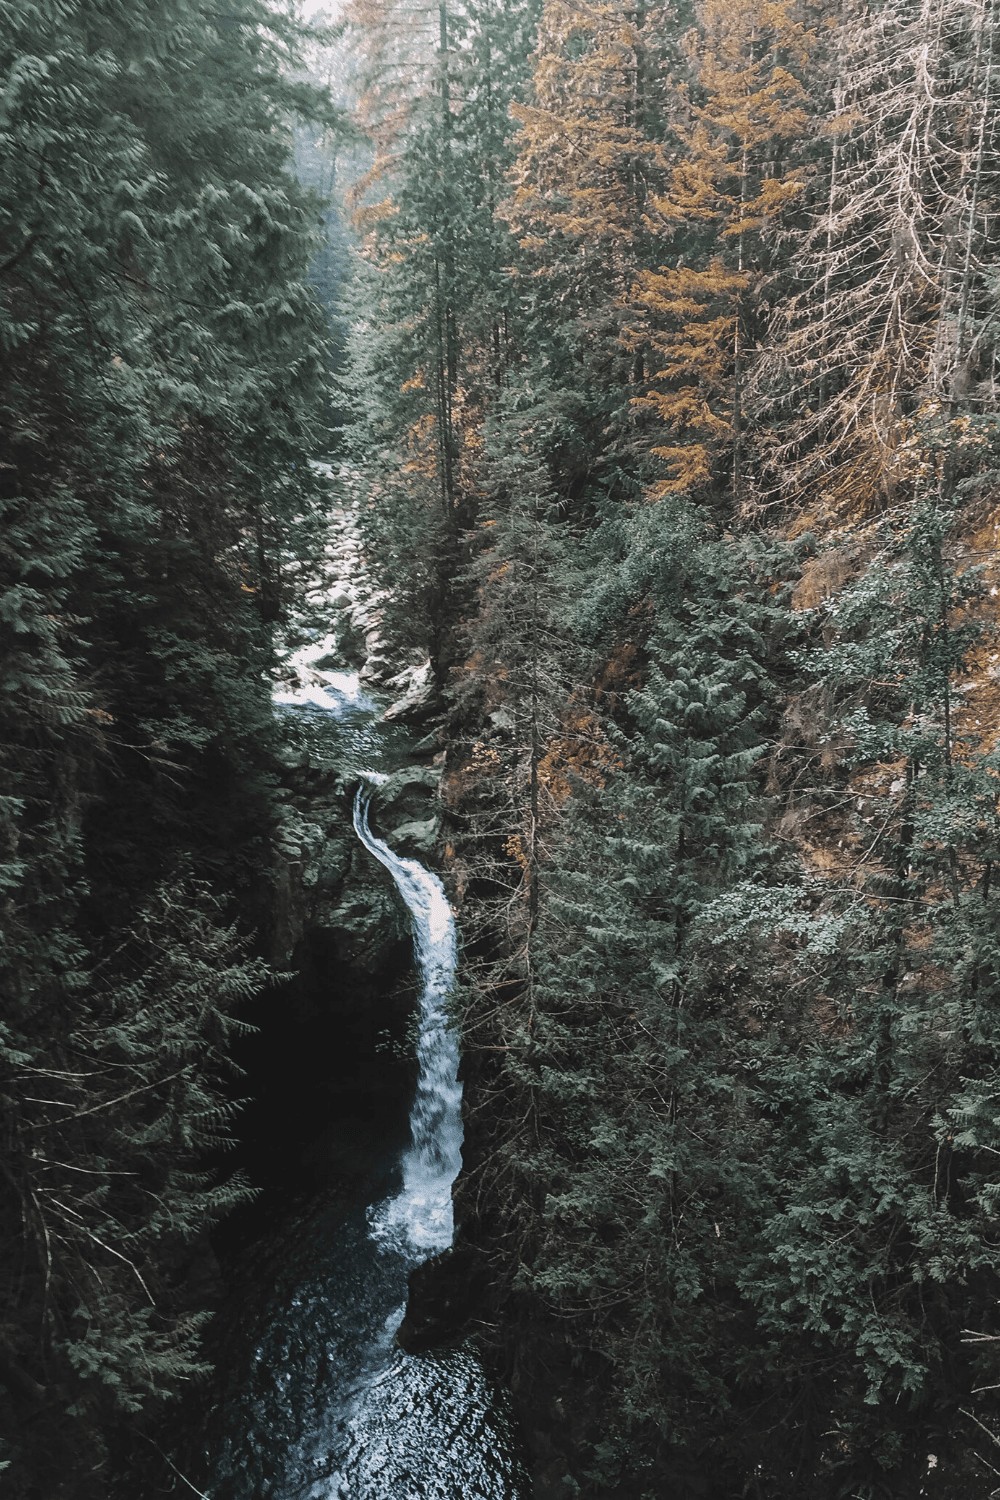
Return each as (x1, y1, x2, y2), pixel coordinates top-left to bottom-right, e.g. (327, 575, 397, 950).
(6, 0, 1000, 1495)
(0, 2, 334, 1492)
(335, 0, 1000, 1494)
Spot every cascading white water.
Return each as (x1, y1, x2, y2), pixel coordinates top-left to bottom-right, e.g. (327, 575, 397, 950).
(211, 647, 526, 1499)
(273, 636, 375, 716)
(352, 782, 463, 1255)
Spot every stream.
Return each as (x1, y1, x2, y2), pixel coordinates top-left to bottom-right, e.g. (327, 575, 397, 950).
(204, 646, 527, 1499)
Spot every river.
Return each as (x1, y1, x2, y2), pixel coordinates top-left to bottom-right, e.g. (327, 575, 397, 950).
(204, 648, 527, 1499)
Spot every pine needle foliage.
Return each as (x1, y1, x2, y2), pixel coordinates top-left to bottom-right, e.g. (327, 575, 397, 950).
(286, 0, 1000, 1490)
(0, 1, 338, 1492)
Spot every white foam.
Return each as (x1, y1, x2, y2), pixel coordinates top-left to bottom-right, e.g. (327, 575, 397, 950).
(273, 663, 373, 718)
(353, 789, 462, 1257)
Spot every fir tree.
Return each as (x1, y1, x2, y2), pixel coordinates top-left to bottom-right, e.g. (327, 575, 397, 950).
(0, 3, 338, 1490)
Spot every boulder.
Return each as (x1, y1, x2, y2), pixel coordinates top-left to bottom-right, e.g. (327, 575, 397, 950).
(374, 765, 442, 826)
(387, 816, 440, 859)
(383, 659, 436, 724)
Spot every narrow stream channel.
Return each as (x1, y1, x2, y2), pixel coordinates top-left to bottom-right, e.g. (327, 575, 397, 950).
(352, 781, 463, 1257)
(206, 651, 527, 1499)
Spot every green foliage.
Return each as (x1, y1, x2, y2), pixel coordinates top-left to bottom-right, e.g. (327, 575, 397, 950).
(342, 0, 540, 657)
(0, 1, 339, 1493)
(1, 885, 264, 1465)
(345, 0, 1000, 1488)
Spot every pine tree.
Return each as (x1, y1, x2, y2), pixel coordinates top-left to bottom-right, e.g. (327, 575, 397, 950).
(459, 498, 796, 1493)
(501, 0, 674, 480)
(343, 0, 537, 668)
(739, 461, 1000, 1491)
(1, 884, 265, 1487)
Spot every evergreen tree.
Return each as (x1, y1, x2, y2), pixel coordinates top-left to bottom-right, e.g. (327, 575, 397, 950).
(0, 3, 338, 1490)
(459, 498, 798, 1494)
(343, 0, 537, 667)
(742, 461, 1000, 1491)
(501, 0, 674, 486)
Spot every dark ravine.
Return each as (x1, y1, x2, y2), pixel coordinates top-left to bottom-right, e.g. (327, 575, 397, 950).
(198, 633, 528, 1497)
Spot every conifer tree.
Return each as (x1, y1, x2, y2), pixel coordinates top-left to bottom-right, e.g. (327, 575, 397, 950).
(629, 0, 811, 499)
(459, 499, 797, 1493)
(501, 0, 673, 481)
(755, 0, 1000, 514)
(741, 460, 1000, 1490)
(344, 0, 536, 665)
(0, 2, 335, 1489)
(452, 399, 580, 1009)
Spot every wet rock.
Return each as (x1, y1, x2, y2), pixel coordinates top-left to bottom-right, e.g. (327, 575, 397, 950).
(270, 779, 399, 970)
(310, 834, 352, 895)
(327, 884, 399, 950)
(412, 729, 445, 756)
(276, 743, 314, 771)
(359, 662, 392, 689)
(376, 765, 442, 824)
(396, 1243, 483, 1353)
(387, 816, 439, 859)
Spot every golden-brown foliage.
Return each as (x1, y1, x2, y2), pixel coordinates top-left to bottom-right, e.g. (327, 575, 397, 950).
(628, 0, 812, 497)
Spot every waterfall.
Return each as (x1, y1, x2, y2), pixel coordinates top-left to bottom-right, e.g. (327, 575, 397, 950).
(212, 656, 525, 1499)
(353, 783, 463, 1255)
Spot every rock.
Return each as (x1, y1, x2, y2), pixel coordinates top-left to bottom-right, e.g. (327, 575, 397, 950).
(387, 816, 439, 858)
(276, 744, 313, 771)
(374, 765, 442, 826)
(382, 764, 442, 794)
(327, 892, 387, 939)
(324, 878, 408, 974)
(396, 1243, 483, 1353)
(360, 654, 396, 686)
(383, 659, 436, 724)
(310, 834, 352, 894)
(312, 649, 345, 671)
(412, 730, 444, 756)
(278, 504, 433, 697)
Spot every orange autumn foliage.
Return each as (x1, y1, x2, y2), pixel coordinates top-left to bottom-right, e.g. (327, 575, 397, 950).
(628, 0, 812, 497)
